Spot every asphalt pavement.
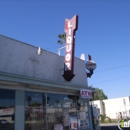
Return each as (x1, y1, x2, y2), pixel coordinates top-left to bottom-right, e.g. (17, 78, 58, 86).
(100, 123, 130, 130)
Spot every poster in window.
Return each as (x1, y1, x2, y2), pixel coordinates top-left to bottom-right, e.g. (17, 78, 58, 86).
(69, 117, 78, 130)
(63, 113, 69, 126)
(79, 112, 89, 130)
(54, 124, 63, 130)
(79, 119, 89, 130)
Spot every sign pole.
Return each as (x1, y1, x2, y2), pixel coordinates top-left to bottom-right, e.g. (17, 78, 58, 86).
(123, 99, 127, 118)
(90, 93, 95, 130)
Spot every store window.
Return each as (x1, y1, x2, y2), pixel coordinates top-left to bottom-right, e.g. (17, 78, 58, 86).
(62, 95, 78, 130)
(47, 93, 63, 130)
(78, 98, 89, 130)
(0, 89, 15, 130)
(25, 92, 46, 130)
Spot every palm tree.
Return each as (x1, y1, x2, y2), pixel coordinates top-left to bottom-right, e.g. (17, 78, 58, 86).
(57, 33, 66, 45)
(27, 96, 32, 106)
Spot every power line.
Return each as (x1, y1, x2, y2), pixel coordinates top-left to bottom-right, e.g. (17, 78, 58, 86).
(38, 46, 130, 73)
(92, 75, 130, 85)
(95, 64, 130, 72)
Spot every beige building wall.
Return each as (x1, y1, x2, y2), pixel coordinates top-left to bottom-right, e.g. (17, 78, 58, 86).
(93, 100, 105, 115)
(93, 96, 130, 119)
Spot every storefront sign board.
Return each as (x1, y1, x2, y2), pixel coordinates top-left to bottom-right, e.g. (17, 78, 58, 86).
(80, 89, 93, 99)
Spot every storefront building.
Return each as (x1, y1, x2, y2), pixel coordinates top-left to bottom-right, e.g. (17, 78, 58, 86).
(0, 35, 95, 130)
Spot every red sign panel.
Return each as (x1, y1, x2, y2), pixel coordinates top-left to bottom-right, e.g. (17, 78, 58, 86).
(62, 15, 78, 81)
(64, 15, 78, 71)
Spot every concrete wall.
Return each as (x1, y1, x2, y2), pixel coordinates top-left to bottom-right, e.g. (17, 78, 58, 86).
(0, 35, 88, 86)
(93, 100, 105, 115)
(103, 97, 130, 119)
(93, 97, 130, 119)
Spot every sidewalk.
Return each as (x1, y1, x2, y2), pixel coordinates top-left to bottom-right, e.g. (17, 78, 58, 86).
(100, 123, 118, 126)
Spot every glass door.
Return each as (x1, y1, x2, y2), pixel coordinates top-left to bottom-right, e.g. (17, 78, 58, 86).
(62, 95, 78, 130)
(78, 98, 89, 130)
(46, 93, 63, 130)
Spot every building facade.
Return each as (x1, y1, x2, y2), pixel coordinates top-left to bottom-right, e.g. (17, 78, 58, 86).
(0, 35, 95, 130)
(93, 97, 130, 119)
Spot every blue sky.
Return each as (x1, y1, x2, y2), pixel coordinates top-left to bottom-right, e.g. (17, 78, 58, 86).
(0, 0, 130, 99)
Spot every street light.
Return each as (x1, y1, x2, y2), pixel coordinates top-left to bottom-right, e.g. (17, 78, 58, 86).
(57, 46, 66, 56)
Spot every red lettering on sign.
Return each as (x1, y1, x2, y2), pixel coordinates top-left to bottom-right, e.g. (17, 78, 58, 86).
(81, 90, 92, 98)
(88, 92, 92, 96)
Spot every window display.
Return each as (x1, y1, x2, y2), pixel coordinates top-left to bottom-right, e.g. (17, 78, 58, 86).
(23, 92, 90, 130)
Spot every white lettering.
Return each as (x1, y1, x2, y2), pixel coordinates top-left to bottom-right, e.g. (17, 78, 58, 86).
(69, 28, 71, 35)
(65, 53, 71, 61)
(65, 63, 70, 70)
(68, 21, 72, 28)
(67, 36, 72, 44)
(66, 44, 72, 52)
(64, 20, 73, 71)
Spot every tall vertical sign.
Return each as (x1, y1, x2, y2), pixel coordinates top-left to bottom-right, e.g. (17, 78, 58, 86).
(62, 15, 78, 81)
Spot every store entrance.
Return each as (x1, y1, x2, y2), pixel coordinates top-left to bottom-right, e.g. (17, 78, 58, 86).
(62, 95, 77, 130)
(62, 97, 90, 130)
(63, 108, 77, 130)
(78, 98, 89, 130)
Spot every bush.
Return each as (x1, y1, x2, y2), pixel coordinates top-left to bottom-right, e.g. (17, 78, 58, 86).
(99, 114, 111, 123)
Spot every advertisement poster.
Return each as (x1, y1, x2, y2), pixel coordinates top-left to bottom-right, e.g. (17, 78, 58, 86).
(63, 113, 69, 126)
(54, 124, 63, 130)
(79, 120, 89, 130)
(69, 117, 78, 130)
(79, 112, 89, 130)
(80, 112, 86, 120)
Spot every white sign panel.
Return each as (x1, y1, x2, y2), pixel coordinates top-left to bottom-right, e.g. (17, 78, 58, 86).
(54, 124, 63, 130)
(86, 60, 97, 71)
(79, 112, 89, 130)
(80, 89, 93, 99)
